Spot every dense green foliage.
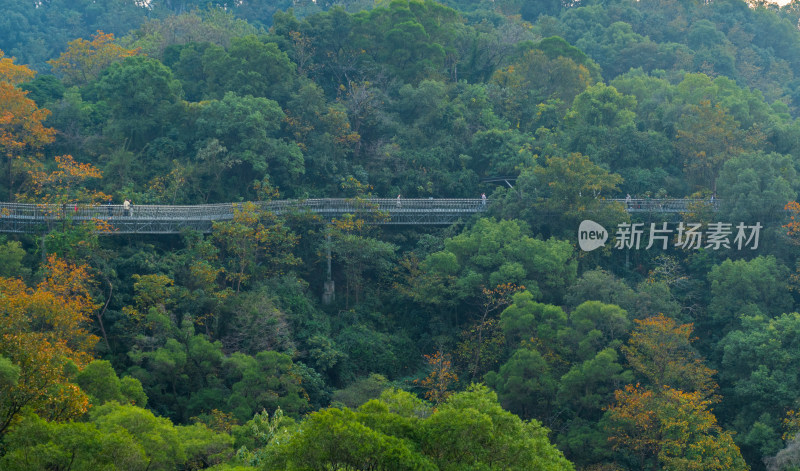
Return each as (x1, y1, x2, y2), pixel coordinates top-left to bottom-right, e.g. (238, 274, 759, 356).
(3, 0, 800, 469)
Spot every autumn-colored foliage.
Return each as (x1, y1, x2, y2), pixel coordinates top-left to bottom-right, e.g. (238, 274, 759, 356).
(23, 154, 106, 205)
(414, 351, 458, 405)
(622, 314, 717, 397)
(606, 384, 747, 470)
(19, 153, 110, 238)
(0, 256, 99, 437)
(0, 51, 36, 85)
(0, 52, 56, 200)
(605, 314, 746, 469)
(782, 409, 800, 441)
(48, 31, 139, 86)
(782, 202, 800, 293)
(676, 100, 746, 193)
(213, 202, 300, 292)
(784, 201, 800, 240)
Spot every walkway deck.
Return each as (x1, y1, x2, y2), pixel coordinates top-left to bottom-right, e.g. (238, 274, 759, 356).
(0, 198, 710, 234)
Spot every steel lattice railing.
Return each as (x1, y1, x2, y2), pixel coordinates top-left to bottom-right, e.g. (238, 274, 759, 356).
(0, 198, 712, 234)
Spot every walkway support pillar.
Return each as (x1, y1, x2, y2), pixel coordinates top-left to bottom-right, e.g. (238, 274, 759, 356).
(322, 225, 335, 305)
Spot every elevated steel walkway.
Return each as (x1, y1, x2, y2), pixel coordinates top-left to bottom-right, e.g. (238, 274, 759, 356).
(0, 198, 710, 234)
(611, 198, 717, 213)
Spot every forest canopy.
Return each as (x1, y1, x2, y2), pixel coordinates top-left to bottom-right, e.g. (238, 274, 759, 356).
(2, 0, 800, 469)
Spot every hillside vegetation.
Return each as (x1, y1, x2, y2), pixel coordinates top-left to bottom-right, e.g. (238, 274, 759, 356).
(2, 0, 800, 469)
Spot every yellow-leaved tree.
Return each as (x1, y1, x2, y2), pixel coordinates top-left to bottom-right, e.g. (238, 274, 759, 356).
(0, 256, 99, 438)
(48, 30, 139, 86)
(605, 315, 747, 470)
(0, 50, 56, 200)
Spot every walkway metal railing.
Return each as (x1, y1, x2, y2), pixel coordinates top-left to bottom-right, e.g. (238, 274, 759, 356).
(608, 198, 717, 213)
(0, 198, 713, 234)
(0, 198, 490, 234)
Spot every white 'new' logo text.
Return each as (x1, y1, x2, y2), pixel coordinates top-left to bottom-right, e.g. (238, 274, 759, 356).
(579, 220, 608, 252)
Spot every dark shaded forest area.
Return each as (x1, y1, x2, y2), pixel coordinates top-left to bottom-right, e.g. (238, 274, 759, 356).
(3, 0, 800, 469)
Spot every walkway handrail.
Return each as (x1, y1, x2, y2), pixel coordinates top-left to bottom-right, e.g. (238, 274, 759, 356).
(607, 198, 718, 212)
(0, 198, 722, 234)
(0, 198, 490, 234)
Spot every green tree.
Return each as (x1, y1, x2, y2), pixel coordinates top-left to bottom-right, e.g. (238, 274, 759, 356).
(559, 348, 632, 416)
(264, 385, 574, 470)
(130, 8, 259, 59)
(93, 56, 183, 150)
(227, 350, 312, 422)
(75, 359, 147, 407)
(564, 270, 682, 320)
(717, 312, 800, 462)
(0, 237, 28, 279)
(705, 255, 793, 340)
(202, 35, 297, 103)
(265, 406, 436, 471)
(328, 217, 397, 307)
(0, 412, 148, 471)
(561, 83, 661, 179)
(716, 151, 798, 224)
(563, 301, 631, 361)
(420, 218, 577, 305)
(421, 384, 575, 470)
(508, 152, 626, 237)
(194, 92, 304, 196)
(499, 290, 568, 346)
(556, 348, 633, 466)
(485, 346, 558, 419)
(331, 373, 390, 409)
(87, 401, 233, 470)
(90, 401, 185, 470)
(351, 0, 461, 84)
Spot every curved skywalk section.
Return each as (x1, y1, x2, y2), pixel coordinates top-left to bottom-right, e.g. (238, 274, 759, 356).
(0, 198, 707, 234)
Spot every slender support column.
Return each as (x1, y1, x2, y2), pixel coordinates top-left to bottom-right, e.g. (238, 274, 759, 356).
(322, 224, 335, 304)
(326, 230, 332, 281)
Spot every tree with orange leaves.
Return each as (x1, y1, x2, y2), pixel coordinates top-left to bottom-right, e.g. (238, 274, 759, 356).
(784, 201, 800, 241)
(605, 314, 747, 470)
(48, 31, 139, 86)
(0, 256, 99, 438)
(0, 51, 36, 85)
(16, 153, 111, 259)
(212, 202, 300, 293)
(782, 201, 800, 292)
(414, 351, 458, 405)
(622, 314, 717, 398)
(0, 51, 56, 200)
(606, 384, 747, 470)
(21, 154, 106, 206)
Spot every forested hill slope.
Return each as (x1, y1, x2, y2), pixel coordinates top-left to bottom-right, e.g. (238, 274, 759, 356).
(3, 0, 800, 109)
(2, 0, 800, 470)
(2, 0, 800, 203)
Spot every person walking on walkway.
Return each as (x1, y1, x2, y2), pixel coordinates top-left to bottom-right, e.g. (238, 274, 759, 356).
(123, 199, 131, 217)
